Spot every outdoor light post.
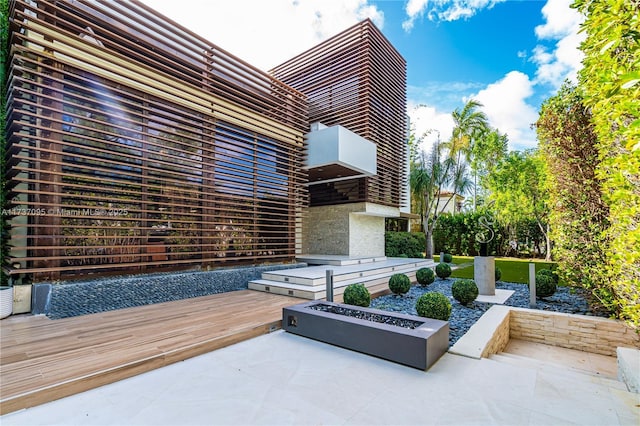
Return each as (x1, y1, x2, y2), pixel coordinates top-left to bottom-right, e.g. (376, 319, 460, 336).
(326, 269, 334, 302)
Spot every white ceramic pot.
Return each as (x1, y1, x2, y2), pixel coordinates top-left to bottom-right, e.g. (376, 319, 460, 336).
(0, 286, 14, 319)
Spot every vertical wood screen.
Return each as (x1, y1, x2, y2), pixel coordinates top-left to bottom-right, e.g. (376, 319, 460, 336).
(5, 0, 308, 281)
(270, 20, 407, 208)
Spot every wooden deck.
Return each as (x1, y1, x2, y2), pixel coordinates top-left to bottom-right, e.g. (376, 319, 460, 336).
(0, 290, 300, 415)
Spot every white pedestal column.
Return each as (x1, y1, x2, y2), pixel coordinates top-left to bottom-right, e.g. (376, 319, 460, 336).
(474, 256, 495, 296)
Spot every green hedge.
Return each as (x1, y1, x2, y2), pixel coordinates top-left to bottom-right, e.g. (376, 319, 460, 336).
(432, 212, 547, 258)
(385, 232, 425, 258)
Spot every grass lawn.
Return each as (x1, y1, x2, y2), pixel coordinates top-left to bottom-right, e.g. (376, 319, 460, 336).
(434, 255, 559, 285)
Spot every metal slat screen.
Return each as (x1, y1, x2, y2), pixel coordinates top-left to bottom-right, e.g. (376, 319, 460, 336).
(5, 0, 308, 281)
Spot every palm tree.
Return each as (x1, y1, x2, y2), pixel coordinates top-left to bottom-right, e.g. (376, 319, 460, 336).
(410, 138, 473, 259)
(444, 99, 489, 209)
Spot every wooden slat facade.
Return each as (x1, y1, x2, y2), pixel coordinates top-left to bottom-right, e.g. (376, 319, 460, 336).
(270, 20, 408, 208)
(5, 0, 308, 281)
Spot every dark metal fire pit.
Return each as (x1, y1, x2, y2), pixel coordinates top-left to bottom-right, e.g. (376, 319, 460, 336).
(283, 300, 449, 370)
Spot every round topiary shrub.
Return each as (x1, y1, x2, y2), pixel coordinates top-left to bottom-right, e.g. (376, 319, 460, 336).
(388, 273, 411, 295)
(342, 283, 370, 307)
(416, 292, 452, 321)
(435, 262, 451, 279)
(442, 253, 453, 263)
(535, 273, 557, 298)
(537, 268, 558, 284)
(451, 279, 479, 306)
(495, 267, 502, 282)
(416, 267, 435, 286)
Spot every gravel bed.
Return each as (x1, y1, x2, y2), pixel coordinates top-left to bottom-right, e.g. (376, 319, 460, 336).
(370, 279, 606, 347)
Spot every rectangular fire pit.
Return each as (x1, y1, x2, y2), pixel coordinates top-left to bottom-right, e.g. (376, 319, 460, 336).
(282, 300, 449, 370)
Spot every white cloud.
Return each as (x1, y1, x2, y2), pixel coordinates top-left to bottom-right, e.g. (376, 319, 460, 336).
(531, 0, 585, 88)
(471, 71, 538, 150)
(403, 0, 505, 30)
(535, 0, 583, 40)
(407, 102, 455, 154)
(141, 0, 384, 71)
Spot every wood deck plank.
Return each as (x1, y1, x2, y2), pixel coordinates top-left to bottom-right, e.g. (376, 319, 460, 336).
(0, 290, 299, 415)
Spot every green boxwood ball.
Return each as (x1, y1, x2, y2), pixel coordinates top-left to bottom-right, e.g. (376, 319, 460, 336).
(495, 267, 502, 282)
(342, 283, 370, 307)
(416, 267, 435, 286)
(537, 269, 558, 285)
(451, 279, 479, 306)
(388, 273, 411, 295)
(535, 273, 557, 298)
(442, 253, 453, 263)
(435, 262, 452, 279)
(416, 292, 451, 321)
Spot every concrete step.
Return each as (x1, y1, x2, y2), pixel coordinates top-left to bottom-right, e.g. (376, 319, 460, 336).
(261, 258, 434, 286)
(489, 352, 626, 389)
(617, 347, 640, 393)
(295, 255, 387, 266)
(249, 258, 434, 300)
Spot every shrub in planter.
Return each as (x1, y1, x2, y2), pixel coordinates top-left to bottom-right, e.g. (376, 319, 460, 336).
(416, 267, 435, 286)
(537, 268, 558, 285)
(389, 273, 411, 295)
(451, 279, 479, 306)
(342, 283, 371, 307)
(495, 267, 502, 282)
(442, 253, 453, 263)
(435, 262, 451, 279)
(535, 273, 557, 298)
(416, 292, 451, 321)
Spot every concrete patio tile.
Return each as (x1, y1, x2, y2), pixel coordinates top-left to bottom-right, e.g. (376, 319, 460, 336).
(2, 330, 637, 426)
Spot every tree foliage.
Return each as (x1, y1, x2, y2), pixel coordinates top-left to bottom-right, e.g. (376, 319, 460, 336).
(536, 82, 612, 313)
(411, 99, 486, 258)
(485, 150, 551, 260)
(573, 0, 639, 329)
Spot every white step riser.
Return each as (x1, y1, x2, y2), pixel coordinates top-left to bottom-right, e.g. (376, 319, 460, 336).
(296, 255, 388, 266)
(249, 271, 420, 300)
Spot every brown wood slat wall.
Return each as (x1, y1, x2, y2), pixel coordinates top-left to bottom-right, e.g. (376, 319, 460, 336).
(5, 0, 308, 281)
(270, 20, 407, 208)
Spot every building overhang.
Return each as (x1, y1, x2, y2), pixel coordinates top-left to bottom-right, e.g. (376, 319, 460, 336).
(304, 123, 376, 185)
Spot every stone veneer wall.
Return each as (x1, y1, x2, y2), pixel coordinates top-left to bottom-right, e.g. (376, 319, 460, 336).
(304, 203, 388, 257)
(509, 308, 640, 356)
(349, 214, 385, 257)
(480, 310, 511, 358)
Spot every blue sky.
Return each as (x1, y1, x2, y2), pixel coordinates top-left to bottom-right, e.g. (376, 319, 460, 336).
(144, 0, 584, 152)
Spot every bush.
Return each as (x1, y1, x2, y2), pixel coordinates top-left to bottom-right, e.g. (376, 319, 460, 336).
(416, 267, 435, 286)
(342, 284, 370, 307)
(385, 232, 425, 258)
(495, 267, 502, 282)
(416, 292, 451, 321)
(537, 268, 558, 285)
(452, 279, 479, 306)
(535, 273, 557, 298)
(388, 273, 411, 295)
(435, 262, 451, 279)
(442, 253, 453, 263)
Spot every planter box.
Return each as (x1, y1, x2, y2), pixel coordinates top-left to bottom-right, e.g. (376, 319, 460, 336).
(13, 284, 32, 314)
(0, 286, 13, 319)
(283, 300, 449, 370)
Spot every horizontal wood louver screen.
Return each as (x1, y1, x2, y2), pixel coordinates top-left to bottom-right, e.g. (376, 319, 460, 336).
(270, 20, 407, 208)
(5, 0, 308, 281)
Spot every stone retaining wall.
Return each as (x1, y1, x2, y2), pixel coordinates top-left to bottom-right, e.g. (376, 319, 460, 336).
(32, 263, 305, 319)
(509, 308, 640, 356)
